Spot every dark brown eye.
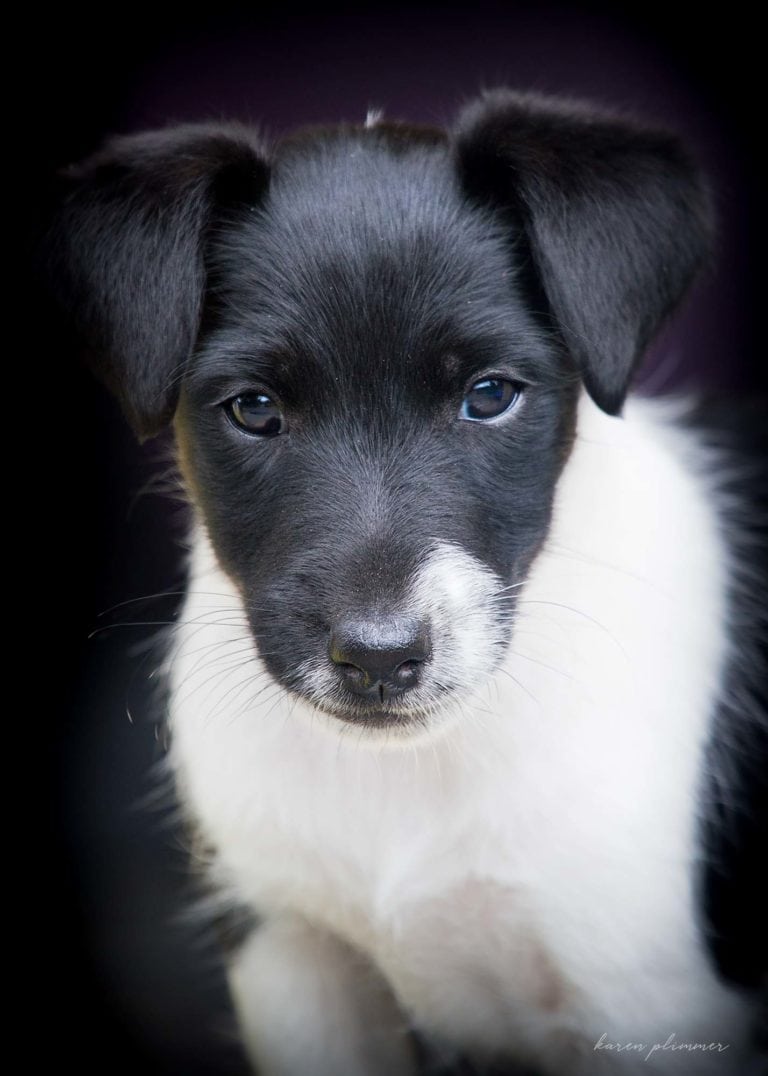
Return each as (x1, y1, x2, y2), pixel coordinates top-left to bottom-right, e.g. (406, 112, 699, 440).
(225, 393, 285, 436)
(460, 378, 523, 422)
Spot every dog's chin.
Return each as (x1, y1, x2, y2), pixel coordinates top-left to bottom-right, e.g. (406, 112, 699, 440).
(312, 699, 430, 733)
(291, 687, 457, 742)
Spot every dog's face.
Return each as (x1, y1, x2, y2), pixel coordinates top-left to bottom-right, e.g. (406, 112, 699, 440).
(48, 93, 711, 734)
(178, 135, 577, 727)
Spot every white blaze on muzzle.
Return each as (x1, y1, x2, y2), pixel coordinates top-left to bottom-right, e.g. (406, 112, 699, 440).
(406, 540, 510, 699)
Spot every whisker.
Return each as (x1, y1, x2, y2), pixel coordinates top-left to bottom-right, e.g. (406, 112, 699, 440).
(508, 648, 573, 680)
(89, 611, 250, 639)
(495, 665, 541, 707)
(516, 599, 627, 657)
(97, 591, 246, 618)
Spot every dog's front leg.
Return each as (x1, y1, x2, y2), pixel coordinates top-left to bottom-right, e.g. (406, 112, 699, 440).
(228, 914, 419, 1076)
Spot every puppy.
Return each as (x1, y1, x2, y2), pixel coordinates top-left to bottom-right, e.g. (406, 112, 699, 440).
(47, 91, 766, 1074)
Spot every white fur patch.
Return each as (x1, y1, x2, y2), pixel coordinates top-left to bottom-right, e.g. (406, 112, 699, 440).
(167, 392, 758, 1073)
(408, 540, 508, 696)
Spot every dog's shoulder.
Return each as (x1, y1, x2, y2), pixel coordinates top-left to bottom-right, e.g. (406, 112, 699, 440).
(565, 391, 768, 991)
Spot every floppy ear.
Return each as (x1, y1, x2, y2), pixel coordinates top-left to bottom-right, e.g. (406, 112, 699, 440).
(454, 90, 714, 415)
(45, 122, 270, 440)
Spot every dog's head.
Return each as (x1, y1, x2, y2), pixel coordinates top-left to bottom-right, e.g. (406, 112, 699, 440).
(49, 92, 711, 733)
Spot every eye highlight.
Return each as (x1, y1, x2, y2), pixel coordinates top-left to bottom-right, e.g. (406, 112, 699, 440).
(460, 378, 523, 422)
(225, 392, 285, 436)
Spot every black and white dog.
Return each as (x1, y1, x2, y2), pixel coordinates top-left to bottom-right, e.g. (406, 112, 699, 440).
(48, 91, 766, 1074)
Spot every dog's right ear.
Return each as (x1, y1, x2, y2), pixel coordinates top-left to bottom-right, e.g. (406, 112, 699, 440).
(44, 123, 270, 441)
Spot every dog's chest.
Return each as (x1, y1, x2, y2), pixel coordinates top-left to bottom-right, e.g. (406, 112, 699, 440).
(179, 720, 573, 1041)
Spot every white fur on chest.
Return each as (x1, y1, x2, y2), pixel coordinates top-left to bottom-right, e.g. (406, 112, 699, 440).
(168, 394, 750, 1069)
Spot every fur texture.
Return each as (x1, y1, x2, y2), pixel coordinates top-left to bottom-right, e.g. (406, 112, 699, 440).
(45, 90, 766, 1074)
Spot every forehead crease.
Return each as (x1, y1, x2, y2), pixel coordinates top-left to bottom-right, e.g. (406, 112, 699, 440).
(221, 222, 519, 367)
(241, 218, 483, 312)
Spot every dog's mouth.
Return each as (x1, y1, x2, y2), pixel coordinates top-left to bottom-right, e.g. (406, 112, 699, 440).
(306, 695, 434, 731)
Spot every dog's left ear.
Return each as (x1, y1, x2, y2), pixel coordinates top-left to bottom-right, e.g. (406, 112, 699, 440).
(454, 91, 714, 415)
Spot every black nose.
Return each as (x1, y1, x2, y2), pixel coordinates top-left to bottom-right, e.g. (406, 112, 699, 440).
(329, 615, 431, 701)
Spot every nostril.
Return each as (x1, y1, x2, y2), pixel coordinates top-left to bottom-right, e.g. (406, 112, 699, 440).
(394, 659, 422, 686)
(336, 661, 367, 685)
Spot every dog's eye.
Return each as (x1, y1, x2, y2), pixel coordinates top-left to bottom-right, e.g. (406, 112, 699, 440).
(225, 393, 285, 436)
(460, 378, 523, 422)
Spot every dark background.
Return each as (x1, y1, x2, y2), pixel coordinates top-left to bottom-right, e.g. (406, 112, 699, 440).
(28, 3, 762, 1073)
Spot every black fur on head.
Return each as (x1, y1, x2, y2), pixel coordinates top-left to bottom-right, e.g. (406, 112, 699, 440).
(454, 90, 714, 414)
(46, 123, 269, 440)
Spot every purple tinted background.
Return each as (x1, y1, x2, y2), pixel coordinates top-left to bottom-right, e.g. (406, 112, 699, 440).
(35, 5, 760, 1075)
